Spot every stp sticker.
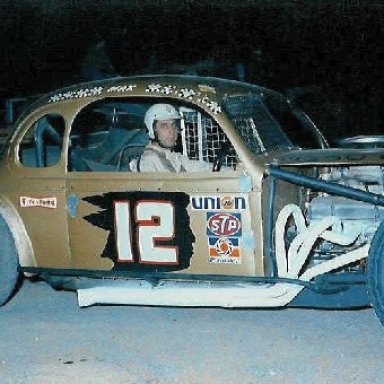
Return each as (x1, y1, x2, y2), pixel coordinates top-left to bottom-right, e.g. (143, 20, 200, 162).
(207, 212, 242, 237)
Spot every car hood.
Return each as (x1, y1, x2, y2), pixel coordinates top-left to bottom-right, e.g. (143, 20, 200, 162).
(271, 147, 384, 166)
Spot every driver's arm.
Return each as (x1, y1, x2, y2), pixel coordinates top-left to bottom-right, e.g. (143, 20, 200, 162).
(181, 157, 211, 172)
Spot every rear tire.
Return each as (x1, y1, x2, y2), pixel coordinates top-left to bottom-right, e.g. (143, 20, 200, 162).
(0, 216, 19, 306)
(367, 220, 384, 325)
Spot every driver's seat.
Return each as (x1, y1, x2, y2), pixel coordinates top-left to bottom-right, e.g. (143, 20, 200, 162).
(70, 128, 149, 171)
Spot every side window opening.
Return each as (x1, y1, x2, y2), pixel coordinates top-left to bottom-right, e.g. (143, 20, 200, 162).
(18, 114, 65, 167)
(69, 99, 149, 172)
(68, 98, 238, 172)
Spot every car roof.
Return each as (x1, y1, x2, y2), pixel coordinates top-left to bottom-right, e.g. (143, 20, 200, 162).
(1, 75, 286, 159)
(24, 74, 283, 113)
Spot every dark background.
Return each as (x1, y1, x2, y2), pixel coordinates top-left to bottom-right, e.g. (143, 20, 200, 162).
(1, 0, 383, 142)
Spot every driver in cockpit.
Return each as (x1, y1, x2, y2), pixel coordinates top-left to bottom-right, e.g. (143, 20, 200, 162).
(133, 103, 211, 173)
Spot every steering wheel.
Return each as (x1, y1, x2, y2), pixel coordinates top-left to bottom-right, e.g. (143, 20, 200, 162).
(212, 141, 232, 172)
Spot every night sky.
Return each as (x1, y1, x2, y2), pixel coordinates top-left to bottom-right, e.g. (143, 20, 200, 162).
(1, 0, 384, 140)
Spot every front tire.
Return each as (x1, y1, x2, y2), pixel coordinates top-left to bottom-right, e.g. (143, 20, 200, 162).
(367, 220, 384, 325)
(0, 216, 19, 306)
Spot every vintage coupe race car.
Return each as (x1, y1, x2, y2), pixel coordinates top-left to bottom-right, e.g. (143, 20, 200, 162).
(1, 75, 384, 325)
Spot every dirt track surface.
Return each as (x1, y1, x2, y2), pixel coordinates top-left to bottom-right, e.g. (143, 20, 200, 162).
(0, 279, 383, 384)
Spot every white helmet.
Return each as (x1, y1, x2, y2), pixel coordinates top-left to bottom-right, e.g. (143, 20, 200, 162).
(144, 104, 182, 139)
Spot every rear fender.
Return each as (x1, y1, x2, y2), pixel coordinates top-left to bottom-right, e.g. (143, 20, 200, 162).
(0, 194, 35, 269)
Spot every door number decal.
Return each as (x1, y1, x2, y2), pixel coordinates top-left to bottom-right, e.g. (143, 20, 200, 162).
(115, 200, 178, 264)
(83, 191, 194, 272)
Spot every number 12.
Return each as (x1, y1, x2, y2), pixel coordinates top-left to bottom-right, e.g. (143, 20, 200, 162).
(114, 200, 178, 265)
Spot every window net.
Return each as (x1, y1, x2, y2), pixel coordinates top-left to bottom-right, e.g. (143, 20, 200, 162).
(180, 107, 237, 168)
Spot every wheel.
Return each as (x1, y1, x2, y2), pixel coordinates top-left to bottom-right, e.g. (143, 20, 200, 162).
(367, 220, 384, 325)
(0, 216, 19, 306)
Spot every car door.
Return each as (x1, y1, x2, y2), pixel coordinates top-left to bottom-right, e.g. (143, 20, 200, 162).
(66, 99, 262, 277)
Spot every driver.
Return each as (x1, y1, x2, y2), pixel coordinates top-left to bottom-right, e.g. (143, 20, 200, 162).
(134, 103, 211, 172)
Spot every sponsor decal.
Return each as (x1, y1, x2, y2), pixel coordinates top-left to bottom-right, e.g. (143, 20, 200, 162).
(48, 82, 221, 114)
(208, 237, 241, 264)
(49, 86, 103, 103)
(145, 83, 222, 114)
(20, 196, 57, 209)
(83, 191, 194, 272)
(207, 212, 242, 237)
(146, 83, 171, 94)
(191, 195, 246, 211)
(177, 88, 196, 99)
(206, 211, 242, 264)
(106, 84, 137, 93)
(198, 84, 216, 94)
(197, 96, 221, 114)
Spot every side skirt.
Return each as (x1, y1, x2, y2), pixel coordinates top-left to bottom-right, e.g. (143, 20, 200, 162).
(20, 267, 369, 309)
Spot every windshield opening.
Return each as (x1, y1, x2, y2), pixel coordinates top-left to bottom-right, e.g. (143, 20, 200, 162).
(222, 94, 322, 155)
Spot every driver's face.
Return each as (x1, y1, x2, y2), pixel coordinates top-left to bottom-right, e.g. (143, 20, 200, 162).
(154, 119, 179, 148)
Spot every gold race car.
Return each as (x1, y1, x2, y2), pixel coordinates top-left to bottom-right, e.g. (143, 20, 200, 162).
(1, 75, 384, 325)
